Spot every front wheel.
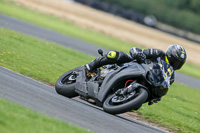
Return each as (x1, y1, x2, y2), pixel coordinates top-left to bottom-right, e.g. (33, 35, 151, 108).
(103, 88, 148, 114)
(55, 66, 81, 98)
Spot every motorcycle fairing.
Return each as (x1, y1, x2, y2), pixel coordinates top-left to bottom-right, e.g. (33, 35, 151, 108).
(74, 66, 102, 99)
(74, 66, 89, 97)
(97, 62, 146, 102)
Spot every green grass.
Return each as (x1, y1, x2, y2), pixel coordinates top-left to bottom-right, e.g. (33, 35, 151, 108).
(138, 83, 200, 133)
(0, 0, 200, 79)
(1, 26, 200, 133)
(0, 98, 90, 133)
(0, 27, 94, 84)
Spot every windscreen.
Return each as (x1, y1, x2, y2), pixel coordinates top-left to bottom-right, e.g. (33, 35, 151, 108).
(150, 59, 172, 89)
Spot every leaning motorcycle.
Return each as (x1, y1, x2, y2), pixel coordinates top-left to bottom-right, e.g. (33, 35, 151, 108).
(55, 50, 173, 114)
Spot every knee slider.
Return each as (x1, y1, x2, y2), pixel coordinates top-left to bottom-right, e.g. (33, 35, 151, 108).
(107, 51, 118, 60)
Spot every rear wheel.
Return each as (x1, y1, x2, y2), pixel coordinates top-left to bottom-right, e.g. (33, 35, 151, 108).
(103, 88, 148, 114)
(55, 66, 81, 98)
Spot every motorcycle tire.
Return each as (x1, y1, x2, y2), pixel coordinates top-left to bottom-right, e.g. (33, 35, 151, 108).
(103, 87, 148, 114)
(55, 66, 81, 98)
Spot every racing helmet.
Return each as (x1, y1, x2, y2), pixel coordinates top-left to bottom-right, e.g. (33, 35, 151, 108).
(166, 44, 187, 70)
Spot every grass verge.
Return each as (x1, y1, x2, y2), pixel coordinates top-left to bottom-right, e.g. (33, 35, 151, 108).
(1, 26, 200, 133)
(0, 0, 200, 79)
(0, 98, 90, 133)
(0, 27, 94, 84)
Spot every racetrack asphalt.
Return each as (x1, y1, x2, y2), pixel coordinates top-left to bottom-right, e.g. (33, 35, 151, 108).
(0, 14, 199, 90)
(0, 66, 166, 133)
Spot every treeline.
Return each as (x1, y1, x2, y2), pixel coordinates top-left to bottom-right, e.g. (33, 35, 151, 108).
(100, 0, 200, 34)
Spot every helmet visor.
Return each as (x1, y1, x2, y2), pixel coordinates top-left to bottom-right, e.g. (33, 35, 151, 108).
(170, 56, 185, 70)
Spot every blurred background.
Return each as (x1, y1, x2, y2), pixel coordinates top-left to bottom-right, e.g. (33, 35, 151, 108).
(14, 0, 200, 66)
(74, 0, 200, 43)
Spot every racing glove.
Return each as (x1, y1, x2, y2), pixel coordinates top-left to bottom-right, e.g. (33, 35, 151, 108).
(148, 97, 162, 105)
(135, 53, 146, 63)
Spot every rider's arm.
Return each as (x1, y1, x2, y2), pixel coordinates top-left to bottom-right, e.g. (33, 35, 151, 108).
(130, 47, 165, 59)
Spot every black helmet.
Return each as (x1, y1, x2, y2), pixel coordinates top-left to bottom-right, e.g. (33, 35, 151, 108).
(166, 44, 187, 70)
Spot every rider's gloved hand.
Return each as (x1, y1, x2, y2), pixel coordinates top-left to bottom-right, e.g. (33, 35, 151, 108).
(152, 97, 162, 103)
(136, 53, 146, 63)
(148, 97, 162, 105)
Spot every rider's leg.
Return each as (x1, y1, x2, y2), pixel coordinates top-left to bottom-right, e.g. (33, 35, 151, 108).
(86, 51, 132, 71)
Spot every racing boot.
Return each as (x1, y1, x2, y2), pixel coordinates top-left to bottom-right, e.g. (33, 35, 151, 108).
(85, 54, 111, 78)
(86, 54, 111, 72)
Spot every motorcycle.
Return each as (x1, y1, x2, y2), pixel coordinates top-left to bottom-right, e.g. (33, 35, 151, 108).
(55, 49, 173, 114)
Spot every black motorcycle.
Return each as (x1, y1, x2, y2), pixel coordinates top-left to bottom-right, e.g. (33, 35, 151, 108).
(55, 50, 173, 114)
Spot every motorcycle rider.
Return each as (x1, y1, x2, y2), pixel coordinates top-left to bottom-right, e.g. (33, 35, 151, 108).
(86, 44, 187, 104)
(86, 44, 187, 73)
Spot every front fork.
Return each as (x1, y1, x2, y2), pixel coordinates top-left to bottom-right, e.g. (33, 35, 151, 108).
(115, 80, 148, 97)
